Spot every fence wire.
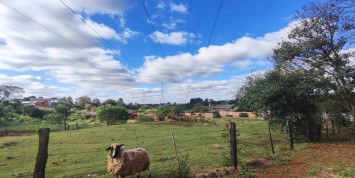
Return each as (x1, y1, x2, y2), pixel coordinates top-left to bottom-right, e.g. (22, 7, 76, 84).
(0, 119, 292, 177)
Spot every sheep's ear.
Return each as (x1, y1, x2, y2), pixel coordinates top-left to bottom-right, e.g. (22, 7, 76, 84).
(117, 144, 124, 148)
(106, 146, 111, 150)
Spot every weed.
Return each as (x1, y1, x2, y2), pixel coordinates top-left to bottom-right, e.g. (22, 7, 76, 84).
(168, 154, 190, 178)
(240, 165, 255, 178)
(307, 165, 321, 176)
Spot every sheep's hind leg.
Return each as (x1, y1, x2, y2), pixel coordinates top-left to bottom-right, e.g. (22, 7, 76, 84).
(136, 172, 140, 178)
(147, 168, 151, 177)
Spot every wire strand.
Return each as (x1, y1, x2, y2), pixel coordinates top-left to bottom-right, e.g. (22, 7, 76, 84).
(58, 0, 138, 69)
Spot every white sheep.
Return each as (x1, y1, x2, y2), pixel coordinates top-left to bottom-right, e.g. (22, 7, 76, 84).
(106, 144, 151, 178)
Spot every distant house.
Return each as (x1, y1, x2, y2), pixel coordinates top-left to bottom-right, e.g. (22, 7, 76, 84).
(212, 104, 234, 112)
(205, 111, 220, 119)
(29, 98, 52, 108)
(21, 101, 33, 106)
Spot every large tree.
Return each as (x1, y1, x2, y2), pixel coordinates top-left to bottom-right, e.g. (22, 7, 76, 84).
(236, 69, 325, 141)
(76, 95, 91, 109)
(0, 85, 24, 102)
(273, 0, 355, 123)
(54, 103, 70, 130)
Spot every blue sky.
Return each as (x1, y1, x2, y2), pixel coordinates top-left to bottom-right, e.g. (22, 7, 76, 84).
(0, 0, 310, 103)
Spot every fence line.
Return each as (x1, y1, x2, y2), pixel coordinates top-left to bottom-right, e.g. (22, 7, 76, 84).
(0, 120, 294, 177)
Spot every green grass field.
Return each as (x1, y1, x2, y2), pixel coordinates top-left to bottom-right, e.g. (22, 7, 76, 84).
(0, 119, 300, 178)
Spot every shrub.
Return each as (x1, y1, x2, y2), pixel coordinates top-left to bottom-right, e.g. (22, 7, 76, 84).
(68, 110, 84, 121)
(136, 115, 154, 122)
(96, 105, 128, 124)
(84, 112, 95, 119)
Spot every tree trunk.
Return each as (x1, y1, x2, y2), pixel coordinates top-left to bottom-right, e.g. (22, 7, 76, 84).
(326, 123, 329, 139)
(352, 107, 355, 126)
(331, 119, 335, 135)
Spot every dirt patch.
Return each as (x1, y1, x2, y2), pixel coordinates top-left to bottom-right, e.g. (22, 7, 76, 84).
(245, 156, 276, 168)
(156, 156, 174, 162)
(0, 132, 29, 137)
(254, 140, 355, 178)
(0, 141, 18, 148)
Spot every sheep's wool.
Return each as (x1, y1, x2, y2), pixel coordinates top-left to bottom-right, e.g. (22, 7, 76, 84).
(107, 147, 150, 177)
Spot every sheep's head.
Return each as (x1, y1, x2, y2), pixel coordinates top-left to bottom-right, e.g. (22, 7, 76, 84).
(106, 144, 124, 158)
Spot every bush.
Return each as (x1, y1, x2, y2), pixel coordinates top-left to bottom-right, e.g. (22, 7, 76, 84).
(136, 115, 154, 122)
(84, 112, 95, 119)
(68, 110, 84, 121)
(96, 105, 128, 124)
(21, 105, 44, 119)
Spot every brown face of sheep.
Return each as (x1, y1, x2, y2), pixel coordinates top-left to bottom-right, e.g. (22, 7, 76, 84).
(106, 144, 123, 158)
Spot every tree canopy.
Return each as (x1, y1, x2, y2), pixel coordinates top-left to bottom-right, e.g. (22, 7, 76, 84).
(236, 69, 325, 140)
(0, 85, 24, 102)
(273, 0, 355, 122)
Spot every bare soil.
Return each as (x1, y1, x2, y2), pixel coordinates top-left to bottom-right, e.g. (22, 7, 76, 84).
(254, 134, 355, 178)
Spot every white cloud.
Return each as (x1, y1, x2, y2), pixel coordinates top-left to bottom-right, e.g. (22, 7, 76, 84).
(139, 22, 293, 83)
(169, 3, 187, 14)
(156, 1, 166, 10)
(122, 77, 245, 104)
(62, 0, 128, 16)
(0, 74, 72, 98)
(162, 18, 185, 30)
(150, 31, 197, 45)
(0, 0, 137, 95)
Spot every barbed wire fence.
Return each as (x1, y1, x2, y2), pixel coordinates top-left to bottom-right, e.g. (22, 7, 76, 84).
(0, 119, 292, 177)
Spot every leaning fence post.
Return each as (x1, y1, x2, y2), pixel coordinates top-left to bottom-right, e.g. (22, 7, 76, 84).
(33, 128, 50, 178)
(229, 122, 237, 169)
(268, 123, 275, 155)
(171, 133, 182, 177)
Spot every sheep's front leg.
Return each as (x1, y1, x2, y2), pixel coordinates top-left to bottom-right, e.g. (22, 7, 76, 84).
(136, 172, 140, 178)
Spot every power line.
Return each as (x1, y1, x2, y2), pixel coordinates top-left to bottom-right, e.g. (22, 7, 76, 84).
(190, 0, 224, 103)
(140, 0, 177, 82)
(58, 0, 138, 69)
(198, 0, 224, 75)
(0, 1, 98, 59)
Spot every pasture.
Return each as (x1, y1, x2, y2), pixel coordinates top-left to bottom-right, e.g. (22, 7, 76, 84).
(0, 119, 297, 177)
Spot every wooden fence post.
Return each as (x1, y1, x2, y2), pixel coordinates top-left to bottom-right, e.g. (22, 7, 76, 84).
(229, 122, 237, 169)
(287, 120, 294, 151)
(33, 128, 50, 178)
(5, 128, 8, 136)
(64, 115, 67, 131)
(67, 125, 70, 130)
(268, 123, 275, 155)
(171, 133, 182, 177)
(107, 112, 109, 125)
(76, 122, 78, 130)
